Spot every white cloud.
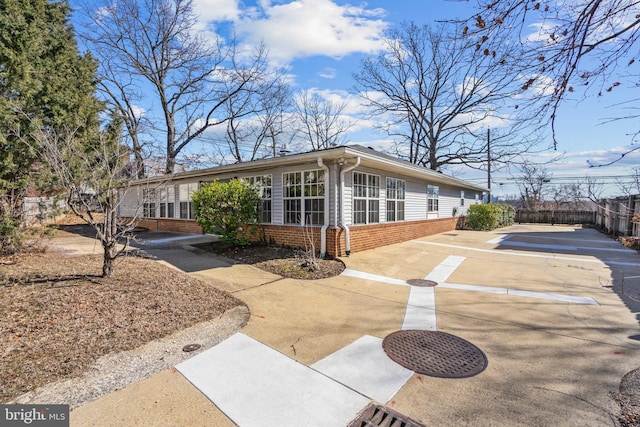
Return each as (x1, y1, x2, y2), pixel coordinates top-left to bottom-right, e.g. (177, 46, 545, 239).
(526, 22, 559, 45)
(193, 0, 240, 30)
(234, 0, 389, 61)
(318, 67, 337, 79)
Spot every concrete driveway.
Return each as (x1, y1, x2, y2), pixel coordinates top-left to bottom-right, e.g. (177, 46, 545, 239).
(66, 224, 640, 426)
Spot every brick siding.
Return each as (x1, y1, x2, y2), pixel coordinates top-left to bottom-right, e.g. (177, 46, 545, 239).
(128, 217, 456, 258)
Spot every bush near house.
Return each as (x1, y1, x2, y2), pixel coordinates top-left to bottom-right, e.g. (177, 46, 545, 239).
(192, 179, 261, 245)
(465, 204, 516, 230)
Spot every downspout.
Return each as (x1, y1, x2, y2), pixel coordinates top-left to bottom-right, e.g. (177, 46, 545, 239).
(339, 157, 360, 256)
(317, 157, 330, 258)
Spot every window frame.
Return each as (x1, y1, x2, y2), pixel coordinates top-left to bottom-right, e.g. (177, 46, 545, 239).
(282, 169, 325, 225)
(352, 171, 381, 225)
(178, 183, 198, 220)
(243, 175, 273, 224)
(427, 185, 439, 214)
(386, 177, 406, 222)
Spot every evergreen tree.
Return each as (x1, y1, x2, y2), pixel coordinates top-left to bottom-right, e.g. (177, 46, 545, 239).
(0, 0, 102, 252)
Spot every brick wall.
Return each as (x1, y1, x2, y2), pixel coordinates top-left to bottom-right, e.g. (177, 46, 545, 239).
(127, 217, 456, 258)
(344, 218, 457, 255)
(250, 218, 457, 257)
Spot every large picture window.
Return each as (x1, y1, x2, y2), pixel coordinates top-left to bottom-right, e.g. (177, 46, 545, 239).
(283, 169, 325, 225)
(427, 185, 439, 213)
(243, 175, 272, 223)
(386, 178, 405, 222)
(353, 172, 380, 224)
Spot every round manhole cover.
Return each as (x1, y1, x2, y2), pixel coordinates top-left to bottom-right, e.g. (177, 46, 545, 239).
(407, 279, 438, 287)
(383, 330, 488, 378)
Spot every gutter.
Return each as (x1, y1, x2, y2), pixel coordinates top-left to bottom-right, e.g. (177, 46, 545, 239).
(317, 157, 330, 258)
(339, 157, 360, 256)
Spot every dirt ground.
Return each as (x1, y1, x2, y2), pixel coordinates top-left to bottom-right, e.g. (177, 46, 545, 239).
(0, 247, 245, 403)
(0, 217, 344, 404)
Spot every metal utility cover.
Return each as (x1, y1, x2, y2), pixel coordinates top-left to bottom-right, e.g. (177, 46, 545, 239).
(383, 330, 488, 379)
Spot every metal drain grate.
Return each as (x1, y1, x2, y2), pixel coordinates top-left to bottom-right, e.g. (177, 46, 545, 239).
(406, 279, 438, 287)
(383, 330, 488, 379)
(348, 403, 425, 427)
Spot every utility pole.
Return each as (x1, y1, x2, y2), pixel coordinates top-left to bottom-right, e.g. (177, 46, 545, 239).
(487, 128, 491, 203)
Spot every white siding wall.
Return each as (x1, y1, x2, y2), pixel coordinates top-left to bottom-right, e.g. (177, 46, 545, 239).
(405, 179, 427, 221)
(118, 186, 143, 217)
(344, 168, 485, 225)
(435, 185, 460, 218)
(123, 162, 484, 226)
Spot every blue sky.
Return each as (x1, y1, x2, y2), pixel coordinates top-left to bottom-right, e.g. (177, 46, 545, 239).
(72, 0, 640, 198)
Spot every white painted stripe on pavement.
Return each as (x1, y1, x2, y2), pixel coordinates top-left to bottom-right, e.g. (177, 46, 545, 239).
(507, 289, 599, 305)
(311, 335, 413, 404)
(341, 268, 408, 286)
(402, 287, 437, 330)
(425, 255, 466, 283)
(439, 283, 507, 295)
(415, 241, 640, 266)
(440, 283, 599, 305)
(487, 235, 511, 244)
(176, 333, 370, 427)
(498, 240, 578, 251)
(499, 240, 634, 253)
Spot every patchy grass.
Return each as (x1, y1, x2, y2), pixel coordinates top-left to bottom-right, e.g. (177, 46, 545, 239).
(0, 250, 244, 403)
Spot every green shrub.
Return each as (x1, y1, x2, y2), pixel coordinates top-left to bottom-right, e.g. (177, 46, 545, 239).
(192, 179, 261, 245)
(493, 204, 516, 227)
(0, 214, 23, 254)
(465, 203, 515, 230)
(465, 204, 498, 230)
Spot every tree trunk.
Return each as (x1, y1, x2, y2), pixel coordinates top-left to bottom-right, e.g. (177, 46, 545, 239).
(102, 246, 115, 278)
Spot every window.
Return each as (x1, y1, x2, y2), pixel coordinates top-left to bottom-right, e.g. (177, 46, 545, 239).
(460, 190, 465, 207)
(427, 185, 439, 213)
(243, 175, 272, 223)
(353, 172, 380, 224)
(283, 169, 325, 225)
(143, 189, 157, 218)
(386, 178, 405, 222)
(159, 186, 175, 219)
(179, 183, 198, 219)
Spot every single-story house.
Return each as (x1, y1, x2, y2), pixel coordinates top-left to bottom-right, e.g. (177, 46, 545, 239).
(118, 145, 488, 257)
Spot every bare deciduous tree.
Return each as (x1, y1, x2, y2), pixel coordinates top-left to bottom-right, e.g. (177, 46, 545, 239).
(354, 21, 545, 172)
(464, 0, 640, 158)
(80, 0, 281, 174)
(23, 114, 143, 277)
(293, 89, 352, 150)
(517, 162, 551, 210)
(220, 73, 291, 163)
(618, 166, 640, 197)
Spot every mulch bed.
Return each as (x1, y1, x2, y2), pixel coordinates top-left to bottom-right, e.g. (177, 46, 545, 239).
(0, 250, 244, 403)
(195, 242, 345, 280)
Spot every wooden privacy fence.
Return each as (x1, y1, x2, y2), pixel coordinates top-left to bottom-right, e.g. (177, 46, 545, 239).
(516, 210, 595, 225)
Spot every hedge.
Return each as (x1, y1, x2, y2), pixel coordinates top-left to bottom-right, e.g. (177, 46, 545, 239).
(465, 203, 515, 230)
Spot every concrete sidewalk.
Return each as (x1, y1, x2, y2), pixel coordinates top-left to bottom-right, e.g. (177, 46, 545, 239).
(61, 225, 640, 426)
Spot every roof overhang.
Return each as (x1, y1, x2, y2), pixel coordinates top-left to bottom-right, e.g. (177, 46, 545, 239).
(136, 145, 489, 193)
